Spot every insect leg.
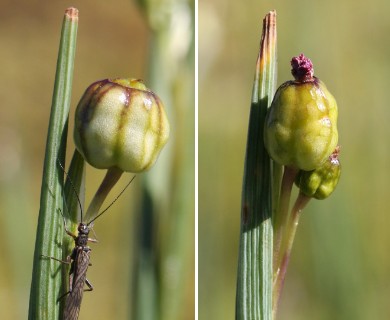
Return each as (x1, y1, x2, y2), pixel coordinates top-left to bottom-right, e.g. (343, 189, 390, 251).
(88, 237, 98, 243)
(84, 278, 94, 292)
(40, 255, 71, 265)
(57, 208, 77, 239)
(56, 266, 74, 301)
(57, 290, 71, 301)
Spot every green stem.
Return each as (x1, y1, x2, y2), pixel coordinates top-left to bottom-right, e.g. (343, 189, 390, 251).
(272, 166, 298, 317)
(84, 167, 124, 223)
(28, 7, 78, 320)
(63, 150, 86, 253)
(273, 166, 298, 278)
(272, 192, 311, 319)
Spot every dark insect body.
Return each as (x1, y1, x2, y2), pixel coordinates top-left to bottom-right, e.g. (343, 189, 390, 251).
(62, 222, 96, 320)
(41, 163, 135, 320)
(41, 218, 96, 320)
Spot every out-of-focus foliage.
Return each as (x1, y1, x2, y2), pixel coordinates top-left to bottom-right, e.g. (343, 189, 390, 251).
(0, 0, 193, 319)
(199, 0, 390, 319)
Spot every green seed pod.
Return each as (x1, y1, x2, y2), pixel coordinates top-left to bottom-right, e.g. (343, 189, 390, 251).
(74, 78, 170, 173)
(295, 147, 341, 200)
(264, 54, 338, 170)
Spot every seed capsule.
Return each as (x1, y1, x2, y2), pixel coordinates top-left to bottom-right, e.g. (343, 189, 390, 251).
(295, 147, 341, 200)
(264, 54, 338, 170)
(74, 78, 170, 173)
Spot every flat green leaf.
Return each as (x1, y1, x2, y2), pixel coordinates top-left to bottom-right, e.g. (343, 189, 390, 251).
(235, 11, 277, 320)
(28, 8, 78, 320)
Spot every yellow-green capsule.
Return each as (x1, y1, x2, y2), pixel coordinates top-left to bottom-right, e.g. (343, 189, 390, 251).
(74, 78, 170, 173)
(264, 54, 338, 171)
(295, 147, 341, 200)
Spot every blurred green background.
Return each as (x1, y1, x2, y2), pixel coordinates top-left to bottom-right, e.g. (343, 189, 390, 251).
(199, 0, 390, 319)
(0, 0, 194, 319)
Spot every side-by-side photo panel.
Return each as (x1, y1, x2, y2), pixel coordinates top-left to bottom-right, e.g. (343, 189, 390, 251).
(0, 1, 194, 319)
(199, 0, 390, 319)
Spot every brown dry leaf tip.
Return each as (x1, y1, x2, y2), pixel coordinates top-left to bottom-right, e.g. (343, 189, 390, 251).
(259, 11, 276, 69)
(262, 10, 276, 37)
(265, 10, 276, 23)
(291, 53, 314, 82)
(65, 7, 79, 20)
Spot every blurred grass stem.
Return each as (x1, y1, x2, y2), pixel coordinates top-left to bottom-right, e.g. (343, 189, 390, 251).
(133, 0, 194, 319)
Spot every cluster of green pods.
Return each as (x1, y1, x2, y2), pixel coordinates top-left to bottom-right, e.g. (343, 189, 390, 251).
(264, 54, 340, 199)
(295, 147, 341, 200)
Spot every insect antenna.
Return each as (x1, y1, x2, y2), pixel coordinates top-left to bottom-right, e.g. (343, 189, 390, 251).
(58, 160, 84, 222)
(87, 175, 136, 226)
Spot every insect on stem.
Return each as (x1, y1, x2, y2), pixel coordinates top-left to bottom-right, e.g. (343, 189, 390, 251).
(41, 161, 136, 320)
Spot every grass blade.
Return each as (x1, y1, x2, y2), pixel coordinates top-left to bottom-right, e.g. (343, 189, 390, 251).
(235, 11, 277, 320)
(28, 8, 78, 320)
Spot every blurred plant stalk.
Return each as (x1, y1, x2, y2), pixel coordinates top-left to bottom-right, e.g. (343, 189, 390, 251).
(133, 0, 194, 319)
(235, 11, 278, 320)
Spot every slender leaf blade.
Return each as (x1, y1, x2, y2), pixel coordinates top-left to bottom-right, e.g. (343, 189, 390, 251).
(28, 8, 78, 320)
(236, 11, 277, 320)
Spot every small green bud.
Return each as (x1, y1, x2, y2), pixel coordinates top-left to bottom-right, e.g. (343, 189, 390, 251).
(264, 54, 338, 170)
(74, 78, 170, 173)
(295, 146, 341, 200)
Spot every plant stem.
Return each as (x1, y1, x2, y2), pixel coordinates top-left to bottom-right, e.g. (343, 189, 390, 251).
(272, 166, 298, 317)
(84, 166, 124, 223)
(272, 192, 311, 319)
(273, 166, 298, 278)
(63, 149, 86, 253)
